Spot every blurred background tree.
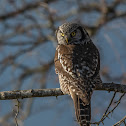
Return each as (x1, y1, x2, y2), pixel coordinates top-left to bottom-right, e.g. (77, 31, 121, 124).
(0, 0, 126, 126)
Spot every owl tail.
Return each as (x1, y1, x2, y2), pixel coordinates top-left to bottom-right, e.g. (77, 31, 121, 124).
(72, 94, 91, 126)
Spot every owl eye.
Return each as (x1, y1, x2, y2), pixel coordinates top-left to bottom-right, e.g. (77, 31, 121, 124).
(61, 33, 64, 37)
(71, 32, 76, 37)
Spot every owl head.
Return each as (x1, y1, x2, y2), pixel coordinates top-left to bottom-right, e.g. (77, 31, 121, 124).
(56, 22, 90, 45)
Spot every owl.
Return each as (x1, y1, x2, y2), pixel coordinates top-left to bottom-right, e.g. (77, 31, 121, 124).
(54, 22, 102, 126)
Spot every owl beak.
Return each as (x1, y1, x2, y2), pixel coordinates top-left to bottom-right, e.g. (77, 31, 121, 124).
(65, 37, 68, 44)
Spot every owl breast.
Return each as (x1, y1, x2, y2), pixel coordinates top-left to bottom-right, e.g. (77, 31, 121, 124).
(55, 43, 99, 80)
(54, 42, 100, 96)
(58, 74, 72, 94)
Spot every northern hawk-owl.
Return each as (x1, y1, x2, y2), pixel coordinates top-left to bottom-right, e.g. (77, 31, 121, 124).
(54, 22, 102, 126)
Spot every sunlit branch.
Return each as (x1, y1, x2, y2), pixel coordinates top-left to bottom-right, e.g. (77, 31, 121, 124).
(0, 83, 126, 100)
(113, 115, 126, 126)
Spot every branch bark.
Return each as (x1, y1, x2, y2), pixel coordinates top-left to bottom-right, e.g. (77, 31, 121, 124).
(0, 83, 126, 100)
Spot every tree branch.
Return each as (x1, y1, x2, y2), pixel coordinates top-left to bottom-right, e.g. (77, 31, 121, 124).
(0, 83, 126, 100)
(94, 83, 126, 93)
(92, 93, 125, 125)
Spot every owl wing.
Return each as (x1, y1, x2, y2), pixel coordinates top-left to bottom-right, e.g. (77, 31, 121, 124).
(54, 44, 75, 76)
(73, 42, 100, 80)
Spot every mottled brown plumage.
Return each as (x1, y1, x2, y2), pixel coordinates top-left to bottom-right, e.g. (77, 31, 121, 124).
(54, 22, 102, 126)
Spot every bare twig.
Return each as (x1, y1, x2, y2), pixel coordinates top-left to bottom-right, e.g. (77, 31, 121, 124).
(113, 115, 126, 126)
(103, 92, 116, 116)
(92, 93, 125, 125)
(13, 99, 20, 126)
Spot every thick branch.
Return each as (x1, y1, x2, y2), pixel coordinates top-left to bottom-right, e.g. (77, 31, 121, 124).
(94, 83, 126, 93)
(0, 83, 126, 100)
